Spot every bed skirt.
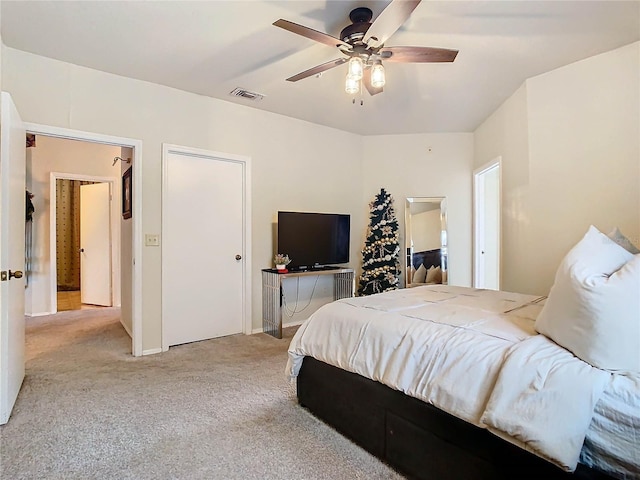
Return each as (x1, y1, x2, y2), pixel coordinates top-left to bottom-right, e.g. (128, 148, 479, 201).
(297, 356, 615, 480)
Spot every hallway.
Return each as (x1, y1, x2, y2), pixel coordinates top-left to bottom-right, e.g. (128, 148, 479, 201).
(56, 290, 109, 312)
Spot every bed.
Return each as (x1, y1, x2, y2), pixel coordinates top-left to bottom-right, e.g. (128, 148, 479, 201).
(286, 283, 640, 479)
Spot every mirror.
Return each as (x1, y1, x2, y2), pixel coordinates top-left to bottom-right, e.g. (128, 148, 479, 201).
(405, 197, 448, 287)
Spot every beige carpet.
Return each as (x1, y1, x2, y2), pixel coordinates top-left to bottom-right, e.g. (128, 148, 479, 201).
(0, 308, 402, 479)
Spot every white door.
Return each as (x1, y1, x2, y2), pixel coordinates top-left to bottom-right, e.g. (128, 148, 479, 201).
(163, 149, 245, 348)
(474, 160, 501, 290)
(80, 182, 112, 306)
(0, 92, 26, 424)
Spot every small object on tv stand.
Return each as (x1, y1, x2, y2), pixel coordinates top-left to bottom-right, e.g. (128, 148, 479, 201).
(287, 265, 308, 272)
(277, 268, 288, 274)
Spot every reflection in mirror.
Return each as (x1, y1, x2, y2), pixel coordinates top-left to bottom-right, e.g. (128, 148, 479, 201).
(405, 197, 448, 287)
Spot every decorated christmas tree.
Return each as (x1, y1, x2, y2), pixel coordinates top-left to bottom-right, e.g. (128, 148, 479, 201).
(358, 188, 401, 296)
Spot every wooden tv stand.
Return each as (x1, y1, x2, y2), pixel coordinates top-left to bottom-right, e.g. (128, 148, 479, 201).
(261, 268, 355, 338)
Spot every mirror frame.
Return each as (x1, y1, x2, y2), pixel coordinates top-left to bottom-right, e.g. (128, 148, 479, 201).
(405, 197, 448, 287)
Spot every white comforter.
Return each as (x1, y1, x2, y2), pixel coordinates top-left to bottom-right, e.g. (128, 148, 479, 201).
(286, 285, 610, 472)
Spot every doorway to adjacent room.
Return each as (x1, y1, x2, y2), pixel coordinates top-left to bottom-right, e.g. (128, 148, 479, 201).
(473, 158, 501, 290)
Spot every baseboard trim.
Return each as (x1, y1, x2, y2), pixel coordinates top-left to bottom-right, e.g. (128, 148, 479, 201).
(120, 319, 133, 339)
(283, 319, 306, 329)
(26, 311, 55, 317)
(251, 319, 305, 335)
(142, 348, 162, 356)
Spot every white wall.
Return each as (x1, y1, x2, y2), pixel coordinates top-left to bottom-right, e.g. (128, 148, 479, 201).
(248, 117, 364, 328)
(120, 146, 134, 336)
(3, 47, 364, 349)
(362, 134, 474, 287)
(25, 135, 121, 315)
(475, 42, 640, 295)
(412, 209, 442, 252)
(474, 84, 530, 293)
(12, 40, 634, 347)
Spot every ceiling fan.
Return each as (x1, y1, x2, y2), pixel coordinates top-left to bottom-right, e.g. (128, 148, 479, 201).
(273, 0, 458, 96)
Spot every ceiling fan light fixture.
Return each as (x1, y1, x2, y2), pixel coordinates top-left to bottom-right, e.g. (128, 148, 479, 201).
(347, 57, 364, 80)
(274, 1, 459, 100)
(345, 75, 360, 94)
(371, 62, 386, 88)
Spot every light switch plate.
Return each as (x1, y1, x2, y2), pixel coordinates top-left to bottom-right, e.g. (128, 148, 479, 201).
(145, 234, 160, 246)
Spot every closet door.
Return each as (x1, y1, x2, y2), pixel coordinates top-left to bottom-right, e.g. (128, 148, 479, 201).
(80, 182, 112, 306)
(162, 147, 248, 348)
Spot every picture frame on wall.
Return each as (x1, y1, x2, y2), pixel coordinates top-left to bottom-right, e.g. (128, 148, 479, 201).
(122, 166, 132, 219)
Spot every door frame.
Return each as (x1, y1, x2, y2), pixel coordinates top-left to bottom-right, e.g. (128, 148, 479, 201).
(49, 173, 118, 310)
(25, 122, 143, 357)
(161, 144, 252, 351)
(473, 157, 502, 289)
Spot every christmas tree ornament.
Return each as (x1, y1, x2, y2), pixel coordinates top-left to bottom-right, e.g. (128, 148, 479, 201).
(358, 188, 401, 296)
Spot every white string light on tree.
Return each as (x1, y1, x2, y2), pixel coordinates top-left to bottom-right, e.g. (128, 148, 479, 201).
(358, 188, 401, 296)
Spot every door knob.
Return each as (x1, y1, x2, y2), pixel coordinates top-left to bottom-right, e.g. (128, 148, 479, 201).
(235, 255, 242, 260)
(9, 270, 23, 279)
(79, 248, 85, 253)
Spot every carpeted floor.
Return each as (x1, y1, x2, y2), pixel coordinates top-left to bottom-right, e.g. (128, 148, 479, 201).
(0, 309, 403, 479)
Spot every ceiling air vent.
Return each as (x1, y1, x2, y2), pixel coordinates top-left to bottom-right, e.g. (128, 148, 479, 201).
(229, 88, 265, 101)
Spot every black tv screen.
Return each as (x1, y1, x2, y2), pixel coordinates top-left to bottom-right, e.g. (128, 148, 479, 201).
(277, 211, 350, 270)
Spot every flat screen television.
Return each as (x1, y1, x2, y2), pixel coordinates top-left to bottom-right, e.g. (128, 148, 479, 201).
(277, 211, 350, 271)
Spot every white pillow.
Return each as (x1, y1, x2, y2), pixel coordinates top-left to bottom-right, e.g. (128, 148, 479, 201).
(426, 265, 442, 284)
(435, 267, 443, 284)
(413, 264, 427, 283)
(608, 227, 640, 254)
(535, 226, 639, 372)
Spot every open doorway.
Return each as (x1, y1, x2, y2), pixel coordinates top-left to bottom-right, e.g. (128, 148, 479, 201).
(24, 125, 142, 356)
(53, 176, 116, 312)
(473, 158, 501, 290)
(25, 136, 121, 315)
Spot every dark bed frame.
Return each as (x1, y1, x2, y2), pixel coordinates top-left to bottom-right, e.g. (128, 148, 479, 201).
(297, 356, 616, 480)
(411, 248, 444, 271)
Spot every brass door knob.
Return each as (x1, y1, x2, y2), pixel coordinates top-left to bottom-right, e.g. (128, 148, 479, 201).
(9, 270, 23, 279)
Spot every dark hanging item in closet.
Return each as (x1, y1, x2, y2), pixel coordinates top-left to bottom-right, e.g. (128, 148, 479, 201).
(26, 190, 35, 222)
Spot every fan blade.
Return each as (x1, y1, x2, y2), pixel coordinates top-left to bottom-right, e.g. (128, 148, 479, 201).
(363, 69, 383, 96)
(380, 46, 458, 63)
(364, 0, 421, 49)
(273, 19, 352, 50)
(286, 58, 348, 82)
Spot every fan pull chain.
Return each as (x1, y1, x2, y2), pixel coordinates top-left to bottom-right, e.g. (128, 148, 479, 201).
(350, 78, 364, 106)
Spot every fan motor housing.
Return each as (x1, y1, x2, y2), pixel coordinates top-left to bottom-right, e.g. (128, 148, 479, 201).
(340, 22, 371, 45)
(341, 7, 374, 45)
(349, 6, 373, 23)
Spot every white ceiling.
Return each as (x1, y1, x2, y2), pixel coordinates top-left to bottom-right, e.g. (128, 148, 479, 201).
(2, 1, 638, 135)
